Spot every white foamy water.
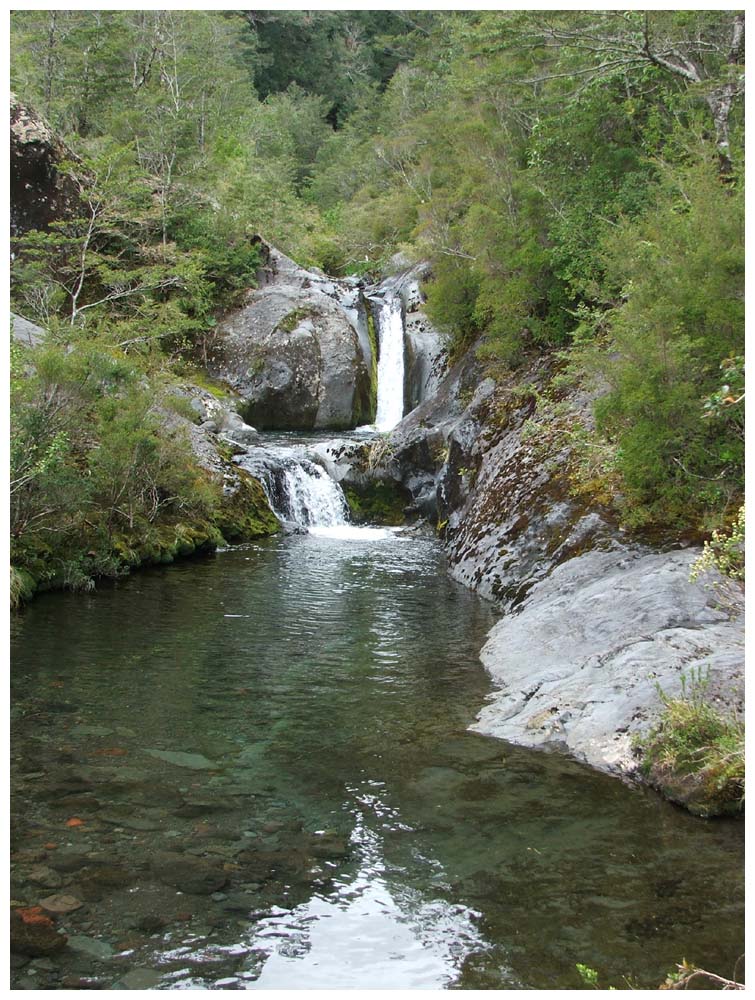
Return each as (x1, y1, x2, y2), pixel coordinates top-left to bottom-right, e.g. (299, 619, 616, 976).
(238, 447, 349, 529)
(309, 524, 393, 541)
(374, 296, 406, 432)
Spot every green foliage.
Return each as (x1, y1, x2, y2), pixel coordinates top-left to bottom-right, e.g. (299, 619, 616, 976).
(10, 9, 746, 564)
(10, 331, 277, 602)
(634, 670, 744, 812)
(593, 163, 744, 532)
(575, 964, 600, 989)
(690, 505, 745, 584)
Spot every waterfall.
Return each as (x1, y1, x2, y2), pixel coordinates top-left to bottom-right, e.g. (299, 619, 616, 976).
(374, 296, 405, 432)
(238, 446, 348, 528)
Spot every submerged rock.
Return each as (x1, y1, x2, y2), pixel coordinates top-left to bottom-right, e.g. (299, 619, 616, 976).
(11, 907, 68, 956)
(142, 749, 218, 770)
(151, 852, 228, 895)
(66, 935, 114, 961)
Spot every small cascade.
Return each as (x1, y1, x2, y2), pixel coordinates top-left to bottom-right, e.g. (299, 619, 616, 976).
(373, 296, 405, 432)
(238, 446, 348, 529)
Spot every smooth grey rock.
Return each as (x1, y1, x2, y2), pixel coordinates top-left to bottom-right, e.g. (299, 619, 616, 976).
(117, 968, 162, 989)
(142, 749, 217, 771)
(210, 243, 373, 430)
(66, 935, 114, 961)
(473, 548, 744, 775)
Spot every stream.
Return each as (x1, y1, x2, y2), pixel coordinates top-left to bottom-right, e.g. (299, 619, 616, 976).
(10, 487, 745, 989)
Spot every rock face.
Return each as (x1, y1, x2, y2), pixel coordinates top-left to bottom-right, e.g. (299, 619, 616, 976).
(366, 338, 491, 520)
(10, 95, 79, 241)
(370, 344, 744, 803)
(472, 548, 744, 780)
(11, 312, 46, 348)
(210, 243, 374, 430)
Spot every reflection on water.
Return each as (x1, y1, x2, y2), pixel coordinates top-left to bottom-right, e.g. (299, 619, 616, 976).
(247, 793, 487, 990)
(10, 532, 744, 990)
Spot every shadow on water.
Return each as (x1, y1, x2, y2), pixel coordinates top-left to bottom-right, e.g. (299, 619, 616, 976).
(10, 532, 744, 989)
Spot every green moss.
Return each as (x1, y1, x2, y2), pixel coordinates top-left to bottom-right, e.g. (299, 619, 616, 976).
(215, 468, 280, 542)
(277, 307, 316, 334)
(182, 366, 236, 401)
(634, 673, 744, 817)
(344, 481, 407, 525)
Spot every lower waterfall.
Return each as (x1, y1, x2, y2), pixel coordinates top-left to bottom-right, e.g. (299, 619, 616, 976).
(238, 445, 348, 528)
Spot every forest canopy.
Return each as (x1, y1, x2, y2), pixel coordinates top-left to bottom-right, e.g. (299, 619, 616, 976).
(10, 9, 745, 566)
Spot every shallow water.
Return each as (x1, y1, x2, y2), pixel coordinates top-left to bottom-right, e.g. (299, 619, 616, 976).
(10, 531, 744, 989)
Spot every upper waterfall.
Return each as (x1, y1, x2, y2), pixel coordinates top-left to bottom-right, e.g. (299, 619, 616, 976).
(374, 296, 405, 432)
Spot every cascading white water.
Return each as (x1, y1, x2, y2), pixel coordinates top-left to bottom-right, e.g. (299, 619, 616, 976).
(238, 447, 348, 528)
(278, 460, 348, 527)
(374, 296, 405, 432)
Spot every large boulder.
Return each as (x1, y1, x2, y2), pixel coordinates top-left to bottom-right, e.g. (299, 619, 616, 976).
(210, 244, 374, 430)
(472, 547, 745, 787)
(10, 95, 79, 242)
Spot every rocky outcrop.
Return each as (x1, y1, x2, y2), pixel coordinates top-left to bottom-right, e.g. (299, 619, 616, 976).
(11, 312, 45, 348)
(210, 243, 374, 430)
(10, 95, 79, 241)
(371, 345, 744, 807)
(472, 548, 744, 785)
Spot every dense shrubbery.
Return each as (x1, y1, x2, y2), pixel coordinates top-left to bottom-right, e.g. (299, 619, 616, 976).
(10, 8, 745, 576)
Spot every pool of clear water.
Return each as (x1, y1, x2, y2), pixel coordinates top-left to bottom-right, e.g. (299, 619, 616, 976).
(10, 529, 744, 989)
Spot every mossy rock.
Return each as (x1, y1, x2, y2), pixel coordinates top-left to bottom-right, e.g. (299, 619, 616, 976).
(646, 761, 744, 818)
(10, 566, 37, 608)
(216, 469, 279, 542)
(277, 307, 317, 334)
(344, 480, 409, 526)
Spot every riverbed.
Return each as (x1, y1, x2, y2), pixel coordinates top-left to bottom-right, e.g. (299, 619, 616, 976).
(10, 529, 744, 989)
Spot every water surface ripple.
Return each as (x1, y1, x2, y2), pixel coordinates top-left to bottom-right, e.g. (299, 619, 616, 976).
(10, 531, 744, 989)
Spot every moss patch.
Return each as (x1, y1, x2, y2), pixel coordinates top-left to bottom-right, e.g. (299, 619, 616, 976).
(344, 480, 408, 525)
(10, 471, 278, 609)
(216, 468, 280, 542)
(634, 679, 744, 817)
(277, 307, 316, 334)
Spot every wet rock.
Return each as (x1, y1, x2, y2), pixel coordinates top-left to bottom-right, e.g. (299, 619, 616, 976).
(99, 811, 164, 831)
(217, 892, 260, 914)
(11, 907, 68, 955)
(151, 852, 228, 895)
(117, 968, 163, 989)
(38, 894, 84, 915)
(135, 914, 168, 933)
(309, 832, 350, 860)
(210, 242, 373, 430)
(66, 934, 114, 961)
(143, 748, 218, 770)
(29, 956, 57, 971)
(474, 549, 745, 779)
(26, 865, 63, 889)
(75, 865, 134, 901)
(46, 850, 90, 874)
(173, 799, 233, 819)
